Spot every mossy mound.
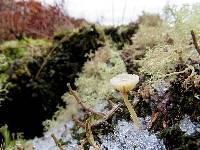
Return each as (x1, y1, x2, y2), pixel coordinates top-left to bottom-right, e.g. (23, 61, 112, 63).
(0, 25, 105, 139)
(104, 24, 138, 49)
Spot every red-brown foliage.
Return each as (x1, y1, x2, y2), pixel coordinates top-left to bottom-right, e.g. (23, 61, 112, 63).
(0, 0, 84, 41)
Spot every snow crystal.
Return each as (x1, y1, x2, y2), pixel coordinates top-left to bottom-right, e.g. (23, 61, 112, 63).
(179, 115, 196, 136)
(100, 120, 166, 150)
(32, 121, 77, 150)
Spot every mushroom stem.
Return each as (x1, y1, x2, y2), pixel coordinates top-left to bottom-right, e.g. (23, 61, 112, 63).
(121, 92, 141, 128)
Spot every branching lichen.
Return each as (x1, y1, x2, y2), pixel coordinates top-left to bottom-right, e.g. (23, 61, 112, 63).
(73, 45, 126, 106)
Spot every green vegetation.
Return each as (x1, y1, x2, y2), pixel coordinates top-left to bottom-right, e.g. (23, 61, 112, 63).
(73, 45, 126, 106)
(0, 124, 25, 150)
(60, 4, 200, 149)
(1, 2, 200, 150)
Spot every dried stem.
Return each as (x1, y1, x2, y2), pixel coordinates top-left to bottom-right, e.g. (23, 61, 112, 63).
(91, 103, 122, 128)
(35, 36, 70, 79)
(191, 30, 200, 55)
(68, 83, 122, 128)
(67, 83, 105, 117)
(147, 111, 159, 129)
(85, 119, 101, 150)
(72, 116, 86, 128)
(73, 103, 122, 129)
(163, 65, 195, 77)
(51, 133, 64, 150)
(35, 46, 56, 79)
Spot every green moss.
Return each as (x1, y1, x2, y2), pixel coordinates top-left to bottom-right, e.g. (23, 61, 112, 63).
(104, 24, 138, 49)
(0, 54, 9, 72)
(0, 25, 105, 139)
(0, 125, 15, 150)
(0, 38, 51, 59)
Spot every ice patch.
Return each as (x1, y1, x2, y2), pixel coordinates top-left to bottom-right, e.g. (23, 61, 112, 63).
(100, 120, 166, 150)
(179, 115, 196, 136)
(32, 121, 77, 150)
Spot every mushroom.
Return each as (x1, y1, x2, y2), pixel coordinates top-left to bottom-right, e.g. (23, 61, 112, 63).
(110, 73, 141, 128)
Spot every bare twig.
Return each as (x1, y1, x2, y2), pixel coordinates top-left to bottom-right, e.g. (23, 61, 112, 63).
(147, 111, 159, 129)
(104, 103, 122, 120)
(75, 139, 87, 150)
(51, 133, 64, 150)
(68, 83, 123, 149)
(163, 65, 195, 77)
(72, 103, 122, 129)
(67, 83, 122, 129)
(191, 30, 200, 55)
(85, 119, 101, 150)
(67, 83, 105, 117)
(107, 99, 115, 108)
(35, 35, 70, 79)
(91, 103, 122, 128)
(35, 46, 56, 79)
(72, 116, 86, 128)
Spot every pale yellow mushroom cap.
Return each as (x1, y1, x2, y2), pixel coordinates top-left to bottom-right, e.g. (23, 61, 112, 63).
(110, 73, 139, 93)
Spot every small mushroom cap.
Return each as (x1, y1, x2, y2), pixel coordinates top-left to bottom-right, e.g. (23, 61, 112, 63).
(110, 73, 139, 93)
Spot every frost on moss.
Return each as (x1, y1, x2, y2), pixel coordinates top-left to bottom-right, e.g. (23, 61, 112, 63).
(72, 45, 126, 106)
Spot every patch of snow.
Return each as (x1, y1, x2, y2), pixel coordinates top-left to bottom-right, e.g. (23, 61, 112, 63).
(93, 100, 108, 112)
(179, 115, 196, 136)
(32, 121, 77, 150)
(153, 81, 169, 96)
(100, 120, 166, 150)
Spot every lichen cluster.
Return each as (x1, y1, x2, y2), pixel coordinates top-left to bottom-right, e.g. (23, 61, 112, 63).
(72, 45, 126, 106)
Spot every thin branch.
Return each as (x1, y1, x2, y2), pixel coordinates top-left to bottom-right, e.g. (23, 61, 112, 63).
(67, 83, 105, 117)
(35, 35, 70, 79)
(91, 103, 122, 128)
(35, 46, 56, 79)
(67, 83, 122, 129)
(85, 119, 101, 150)
(191, 30, 200, 55)
(51, 133, 64, 150)
(163, 65, 195, 77)
(104, 103, 122, 120)
(72, 116, 86, 128)
(73, 103, 122, 129)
